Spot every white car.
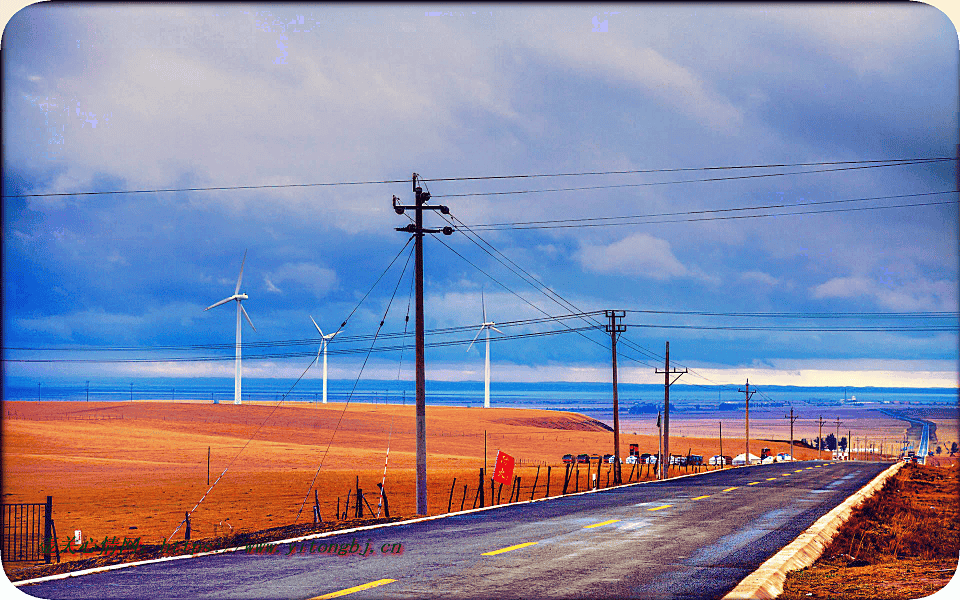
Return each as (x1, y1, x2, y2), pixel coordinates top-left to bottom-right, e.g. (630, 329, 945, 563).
(776, 452, 792, 462)
(625, 455, 639, 464)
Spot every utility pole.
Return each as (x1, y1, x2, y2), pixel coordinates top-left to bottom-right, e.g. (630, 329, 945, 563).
(817, 415, 825, 460)
(719, 421, 723, 470)
(833, 417, 843, 460)
(655, 342, 686, 479)
(848, 429, 852, 461)
(86, 380, 90, 402)
(605, 310, 626, 484)
(783, 407, 800, 461)
(393, 173, 453, 516)
(739, 380, 757, 464)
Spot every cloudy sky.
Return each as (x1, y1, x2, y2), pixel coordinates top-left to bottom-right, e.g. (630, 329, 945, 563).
(3, 4, 958, 389)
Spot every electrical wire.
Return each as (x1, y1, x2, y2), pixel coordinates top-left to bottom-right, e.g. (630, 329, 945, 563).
(430, 159, 954, 199)
(7, 158, 951, 198)
(462, 190, 957, 229)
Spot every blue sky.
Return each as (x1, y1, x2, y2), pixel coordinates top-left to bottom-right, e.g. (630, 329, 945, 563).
(3, 4, 958, 389)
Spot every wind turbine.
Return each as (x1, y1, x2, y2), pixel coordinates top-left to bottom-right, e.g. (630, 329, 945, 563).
(206, 251, 256, 405)
(310, 316, 342, 404)
(467, 291, 502, 408)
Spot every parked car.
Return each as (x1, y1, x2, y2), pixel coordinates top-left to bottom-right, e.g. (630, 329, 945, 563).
(669, 455, 687, 466)
(645, 455, 658, 464)
(640, 453, 652, 462)
(603, 453, 613, 463)
(590, 454, 601, 463)
(625, 455, 639, 464)
(688, 455, 703, 466)
(576, 454, 590, 464)
(562, 454, 574, 464)
(776, 452, 792, 462)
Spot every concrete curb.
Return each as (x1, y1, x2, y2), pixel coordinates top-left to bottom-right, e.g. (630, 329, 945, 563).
(722, 460, 905, 600)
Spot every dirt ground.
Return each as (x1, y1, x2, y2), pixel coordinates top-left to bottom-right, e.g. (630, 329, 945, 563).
(778, 457, 960, 600)
(2, 401, 817, 531)
(0, 399, 871, 579)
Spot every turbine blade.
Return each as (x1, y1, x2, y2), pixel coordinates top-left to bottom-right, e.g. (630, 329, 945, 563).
(326, 329, 342, 340)
(241, 303, 256, 332)
(466, 327, 484, 352)
(310, 315, 323, 336)
(206, 297, 234, 311)
(235, 249, 247, 295)
(481, 289, 486, 323)
(490, 326, 504, 334)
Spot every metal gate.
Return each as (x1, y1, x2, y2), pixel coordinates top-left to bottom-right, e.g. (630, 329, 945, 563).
(1, 496, 52, 563)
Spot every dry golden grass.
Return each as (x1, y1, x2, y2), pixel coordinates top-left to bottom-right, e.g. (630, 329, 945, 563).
(3, 400, 819, 550)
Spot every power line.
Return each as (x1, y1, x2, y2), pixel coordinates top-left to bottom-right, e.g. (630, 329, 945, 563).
(464, 190, 956, 229)
(7, 158, 951, 198)
(463, 197, 957, 231)
(431, 160, 954, 199)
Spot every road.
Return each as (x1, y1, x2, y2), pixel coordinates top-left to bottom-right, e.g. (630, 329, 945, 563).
(19, 460, 890, 600)
(877, 409, 934, 462)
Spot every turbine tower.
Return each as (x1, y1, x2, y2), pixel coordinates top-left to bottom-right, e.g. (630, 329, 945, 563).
(467, 291, 502, 408)
(310, 316, 342, 404)
(206, 251, 256, 405)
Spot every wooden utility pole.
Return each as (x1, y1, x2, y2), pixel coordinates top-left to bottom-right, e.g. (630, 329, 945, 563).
(393, 173, 453, 515)
(784, 408, 800, 461)
(739, 380, 756, 464)
(655, 342, 686, 479)
(833, 417, 843, 460)
(719, 421, 723, 469)
(605, 310, 626, 484)
(817, 415, 825, 460)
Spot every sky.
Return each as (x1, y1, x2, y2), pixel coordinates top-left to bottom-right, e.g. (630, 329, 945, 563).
(3, 3, 959, 390)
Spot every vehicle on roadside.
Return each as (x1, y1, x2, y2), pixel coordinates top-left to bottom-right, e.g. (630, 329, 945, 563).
(562, 454, 574, 464)
(645, 455, 658, 464)
(576, 453, 590, 464)
(776, 452, 792, 462)
(688, 455, 703, 466)
(590, 454, 601, 463)
(669, 455, 687, 466)
(603, 453, 613, 463)
(625, 455, 639, 464)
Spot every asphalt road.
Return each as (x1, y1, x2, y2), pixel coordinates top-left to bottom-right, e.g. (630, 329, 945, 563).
(19, 460, 890, 600)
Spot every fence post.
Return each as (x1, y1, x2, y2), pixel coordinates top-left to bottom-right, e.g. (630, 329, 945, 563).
(313, 490, 322, 524)
(44, 496, 52, 564)
(530, 466, 540, 501)
(377, 483, 390, 518)
(460, 484, 467, 512)
(562, 464, 570, 494)
(546, 466, 552, 498)
(448, 478, 456, 513)
(185, 512, 191, 542)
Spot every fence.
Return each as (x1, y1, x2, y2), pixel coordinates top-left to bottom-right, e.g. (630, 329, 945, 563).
(1, 496, 57, 564)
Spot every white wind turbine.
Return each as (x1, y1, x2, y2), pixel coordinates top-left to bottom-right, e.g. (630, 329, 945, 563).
(467, 291, 502, 409)
(206, 251, 256, 405)
(311, 316, 342, 404)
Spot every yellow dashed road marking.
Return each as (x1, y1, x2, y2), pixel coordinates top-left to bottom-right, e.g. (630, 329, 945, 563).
(648, 505, 672, 511)
(309, 579, 397, 599)
(766, 477, 777, 481)
(692, 495, 711, 500)
(722, 487, 739, 492)
(748, 481, 761, 485)
(781, 473, 791, 477)
(482, 542, 539, 556)
(584, 519, 621, 529)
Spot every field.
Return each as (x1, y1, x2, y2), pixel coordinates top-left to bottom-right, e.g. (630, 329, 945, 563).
(3, 398, 940, 581)
(1, 400, 826, 547)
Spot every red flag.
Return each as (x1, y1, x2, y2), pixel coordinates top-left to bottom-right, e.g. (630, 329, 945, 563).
(493, 450, 515, 484)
